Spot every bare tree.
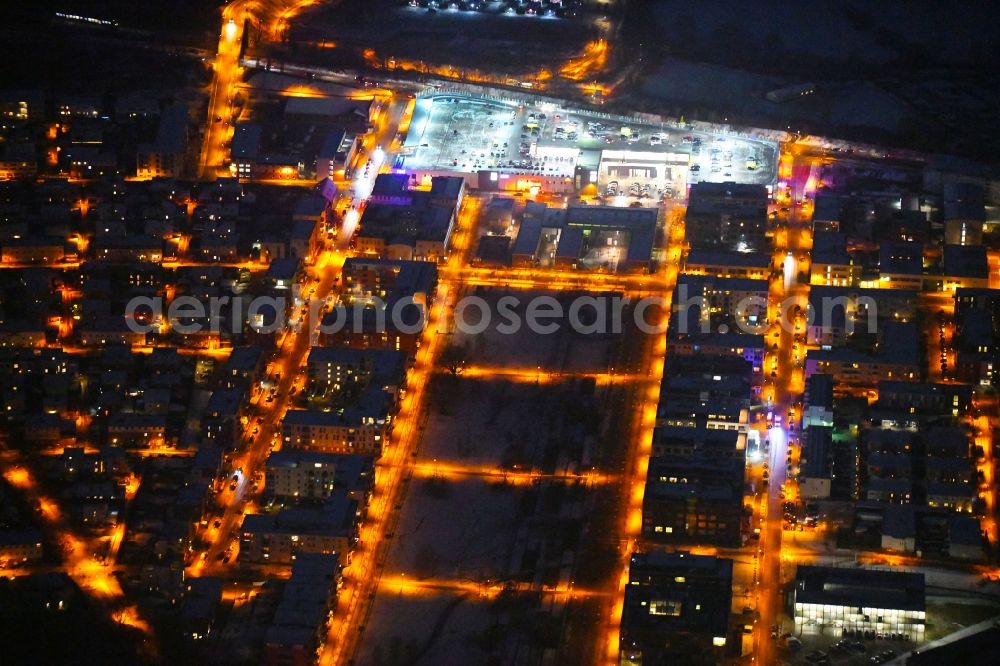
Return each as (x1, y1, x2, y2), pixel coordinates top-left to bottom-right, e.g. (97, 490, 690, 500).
(440, 343, 469, 377)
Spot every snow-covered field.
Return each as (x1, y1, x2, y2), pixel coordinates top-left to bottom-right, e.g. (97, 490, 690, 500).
(357, 291, 638, 664)
(647, 0, 1000, 66)
(450, 289, 620, 373)
(639, 0, 1000, 138)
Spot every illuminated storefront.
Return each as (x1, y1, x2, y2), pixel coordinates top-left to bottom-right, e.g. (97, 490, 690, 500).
(793, 566, 925, 640)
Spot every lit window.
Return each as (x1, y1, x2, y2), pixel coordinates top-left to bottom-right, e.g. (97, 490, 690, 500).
(649, 599, 682, 616)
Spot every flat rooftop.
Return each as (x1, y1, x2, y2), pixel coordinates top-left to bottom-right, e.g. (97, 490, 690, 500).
(794, 565, 925, 612)
(400, 93, 776, 189)
(685, 248, 771, 268)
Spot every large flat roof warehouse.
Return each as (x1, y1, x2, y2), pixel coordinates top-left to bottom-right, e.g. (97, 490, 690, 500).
(399, 93, 778, 196)
(402, 95, 528, 173)
(794, 565, 926, 613)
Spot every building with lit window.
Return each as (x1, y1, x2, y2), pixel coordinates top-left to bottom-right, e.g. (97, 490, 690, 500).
(862, 426, 975, 511)
(220, 346, 265, 391)
(878, 241, 924, 291)
(92, 235, 164, 263)
(667, 330, 765, 376)
(954, 287, 1000, 318)
(315, 128, 356, 180)
(136, 104, 189, 179)
(0, 237, 65, 264)
(55, 96, 101, 118)
(0, 91, 42, 121)
(812, 194, 842, 232)
(620, 551, 734, 665)
(805, 334, 920, 389)
(954, 309, 1000, 388)
(669, 277, 767, 373)
(306, 346, 406, 398)
(262, 553, 341, 666)
(657, 398, 749, 434)
(355, 174, 464, 261)
(806, 286, 917, 347)
(685, 181, 768, 253)
(0, 321, 47, 348)
(675, 275, 770, 329)
(0, 140, 38, 180)
(642, 456, 745, 547)
(230, 123, 262, 180)
(340, 258, 438, 308)
(953, 288, 1000, 386)
(799, 426, 834, 499)
(683, 249, 770, 280)
(107, 413, 167, 449)
(510, 202, 657, 274)
(943, 181, 985, 246)
(281, 397, 393, 457)
(802, 373, 834, 429)
(239, 492, 359, 566)
(0, 530, 44, 566)
(941, 244, 989, 291)
(793, 566, 925, 640)
(810, 231, 859, 287)
(876, 381, 971, 419)
(652, 425, 746, 459)
(320, 302, 430, 356)
(264, 450, 374, 508)
(203, 388, 245, 450)
(657, 355, 754, 435)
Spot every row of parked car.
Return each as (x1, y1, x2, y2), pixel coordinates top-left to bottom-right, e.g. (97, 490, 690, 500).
(808, 636, 901, 664)
(605, 181, 658, 199)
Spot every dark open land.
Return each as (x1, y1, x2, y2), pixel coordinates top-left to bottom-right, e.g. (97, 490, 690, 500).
(22, 1, 221, 36)
(7, 1, 998, 164)
(0, 2, 214, 92)
(620, 0, 1000, 164)
(285, 0, 604, 76)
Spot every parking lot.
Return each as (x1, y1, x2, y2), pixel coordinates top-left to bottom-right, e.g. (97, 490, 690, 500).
(404, 96, 525, 172)
(406, 1, 584, 19)
(402, 93, 778, 194)
(784, 635, 911, 666)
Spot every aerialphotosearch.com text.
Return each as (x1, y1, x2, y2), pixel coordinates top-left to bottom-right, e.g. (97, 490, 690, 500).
(123, 285, 879, 341)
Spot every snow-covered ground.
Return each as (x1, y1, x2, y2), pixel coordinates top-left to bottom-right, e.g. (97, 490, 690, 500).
(640, 58, 910, 133)
(359, 587, 490, 666)
(450, 289, 619, 373)
(638, 1, 1000, 138)
(358, 293, 635, 664)
(647, 0, 1000, 66)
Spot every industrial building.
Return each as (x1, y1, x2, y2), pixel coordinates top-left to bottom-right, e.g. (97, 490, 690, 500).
(793, 566, 926, 640)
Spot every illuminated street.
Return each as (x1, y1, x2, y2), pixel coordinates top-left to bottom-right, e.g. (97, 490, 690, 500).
(189, 247, 349, 576)
(1, 461, 150, 634)
(750, 150, 815, 665)
(320, 187, 479, 666)
(198, 1, 252, 178)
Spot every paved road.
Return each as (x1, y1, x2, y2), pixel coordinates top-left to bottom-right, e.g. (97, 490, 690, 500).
(198, 1, 252, 179)
(754, 154, 815, 665)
